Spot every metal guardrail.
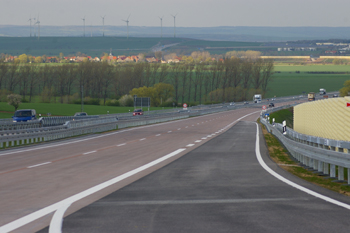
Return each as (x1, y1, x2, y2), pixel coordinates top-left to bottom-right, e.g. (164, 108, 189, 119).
(260, 110, 350, 184)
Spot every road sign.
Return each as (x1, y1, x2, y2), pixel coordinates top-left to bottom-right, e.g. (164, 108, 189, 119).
(262, 105, 267, 110)
(183, 103, 188, 110)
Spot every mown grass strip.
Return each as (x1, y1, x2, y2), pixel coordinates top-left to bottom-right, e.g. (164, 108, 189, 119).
(259, 120, 350, 197)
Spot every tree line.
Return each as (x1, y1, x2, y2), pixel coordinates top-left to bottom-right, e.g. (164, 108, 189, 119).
(0, 58, 274, 107)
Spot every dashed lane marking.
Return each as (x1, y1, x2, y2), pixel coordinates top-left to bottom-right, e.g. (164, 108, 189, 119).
(27, 162, 52, 169)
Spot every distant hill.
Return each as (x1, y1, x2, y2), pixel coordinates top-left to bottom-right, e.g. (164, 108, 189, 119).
(1, 25, 350, 42)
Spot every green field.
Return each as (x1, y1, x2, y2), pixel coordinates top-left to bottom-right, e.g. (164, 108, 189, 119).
(0, 37, 186, 57)
(266, 65, 350, 98)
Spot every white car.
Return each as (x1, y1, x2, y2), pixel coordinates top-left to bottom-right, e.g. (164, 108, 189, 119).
(229, 102, 235, 106)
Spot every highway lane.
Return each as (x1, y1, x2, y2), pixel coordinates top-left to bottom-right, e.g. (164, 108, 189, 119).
(0, 107, 261, 232)
(43, 120, 350, 233)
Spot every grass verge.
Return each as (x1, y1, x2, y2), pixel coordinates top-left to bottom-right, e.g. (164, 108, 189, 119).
(259, 120, 350, 197)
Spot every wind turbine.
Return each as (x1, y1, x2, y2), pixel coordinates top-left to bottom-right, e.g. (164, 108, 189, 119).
(28, 15, 36, 37)
(171, 14, 177, 38)
(158, 16, 163, 38)
(101, 15, 106, 37)
(122, 14, 130, 39)
(35, 14, 40, 40)
(82, 16, 86, 37)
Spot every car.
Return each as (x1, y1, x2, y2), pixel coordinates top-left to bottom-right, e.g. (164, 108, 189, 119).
(74, 112, 88, 116)
(12, 109, 37, 122)
(229, 102, 235, 106)
(244, 101, 249, 105)
(133, 109, 144, 116)
(269, 103, 275, 107)
(333, 94, 339, 97)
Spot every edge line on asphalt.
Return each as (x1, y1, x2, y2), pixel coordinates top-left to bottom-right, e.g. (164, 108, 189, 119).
(254, 122, 350, 211)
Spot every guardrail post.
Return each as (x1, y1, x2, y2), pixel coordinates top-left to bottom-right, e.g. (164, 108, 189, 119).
(330, 164, 336, 178)
(323, 163, 329, 175)
(348, 168, 350, 185)
(338, 166, 344, 181)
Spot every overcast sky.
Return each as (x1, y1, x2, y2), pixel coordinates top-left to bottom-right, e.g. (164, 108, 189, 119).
(2, 0, 350, 27)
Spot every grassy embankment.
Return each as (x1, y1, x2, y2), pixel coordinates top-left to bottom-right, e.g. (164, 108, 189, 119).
(260, 108, 350, 196)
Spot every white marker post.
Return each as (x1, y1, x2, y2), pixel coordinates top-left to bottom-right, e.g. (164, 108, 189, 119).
(282, 120, 287, 135)
(272, 118, 275, 127)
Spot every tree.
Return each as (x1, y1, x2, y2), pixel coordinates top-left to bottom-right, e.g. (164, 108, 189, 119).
(340, 80, 350, 97)
(260, 59, 274, 95)
(7, 94, 22, 110)
(35, 56, 42, 63)
(18, 54, 28, 63)
(155, 51, 162, 61)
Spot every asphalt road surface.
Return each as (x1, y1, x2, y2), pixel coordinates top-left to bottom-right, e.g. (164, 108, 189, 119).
(0, 107, 260, 232)
(39, 121, 350, 233)
(2, 102, 350, 232)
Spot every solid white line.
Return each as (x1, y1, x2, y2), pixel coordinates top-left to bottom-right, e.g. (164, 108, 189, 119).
(117, 143, 126, 147)
(254, 123, 350, 211)
(155, 134, 161, 136)
(195, 140, 202, 143)
(83, 151, 96, 155)
(49, 203, 71, 233)
(186, 144, 195, 147)
(0, 148, 187, 233)
(27, 162, 52, 169)
(139, 138, 146, 141)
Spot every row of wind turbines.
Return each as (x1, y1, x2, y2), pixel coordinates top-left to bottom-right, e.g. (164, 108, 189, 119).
(28, 14, 178, 39)
(28, 15, 40, 39)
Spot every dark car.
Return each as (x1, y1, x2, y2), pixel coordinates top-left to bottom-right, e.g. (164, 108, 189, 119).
(333, 94, 339, 98)
(133, 109, 144, 116)
(12, 109, 37, 122)
(74, 112, 88, 116)
(269, 103, 275, 107)
(244, 101, 249, 105)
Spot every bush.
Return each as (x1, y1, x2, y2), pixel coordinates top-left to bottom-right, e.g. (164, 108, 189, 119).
(119, 95, 134, 107)
(106, 99, 120, 106)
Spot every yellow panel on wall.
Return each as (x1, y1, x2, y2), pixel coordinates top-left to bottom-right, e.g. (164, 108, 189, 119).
(294, 97, 350, 141)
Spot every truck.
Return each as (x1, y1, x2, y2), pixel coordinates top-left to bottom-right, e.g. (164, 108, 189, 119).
(253, 94, 262, 103)
(319, 88, 326, 95)
(308, 92, 315, 101)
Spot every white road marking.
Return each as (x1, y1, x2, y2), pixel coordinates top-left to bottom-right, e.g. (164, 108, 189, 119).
(186, 144, 195, 147)
(177, 128, 181, 130)
(207, 135, 212, 137)
(195, 140, 202, 143)
(83, 151, 96, 155)
(155, 134, 161, 136)
(185, 126, 188, 128)
(0, 149, 187, 233)
(49, 203, 71, 233)
(254, 123, 350, 211)
(192, 125, 194, 126)
(168, 131, 172, 133)
(27, 162, 52, 169)
(201, 137, 207, 140)
(139, 138, 146, 141)
(117, 143, 126, 147)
